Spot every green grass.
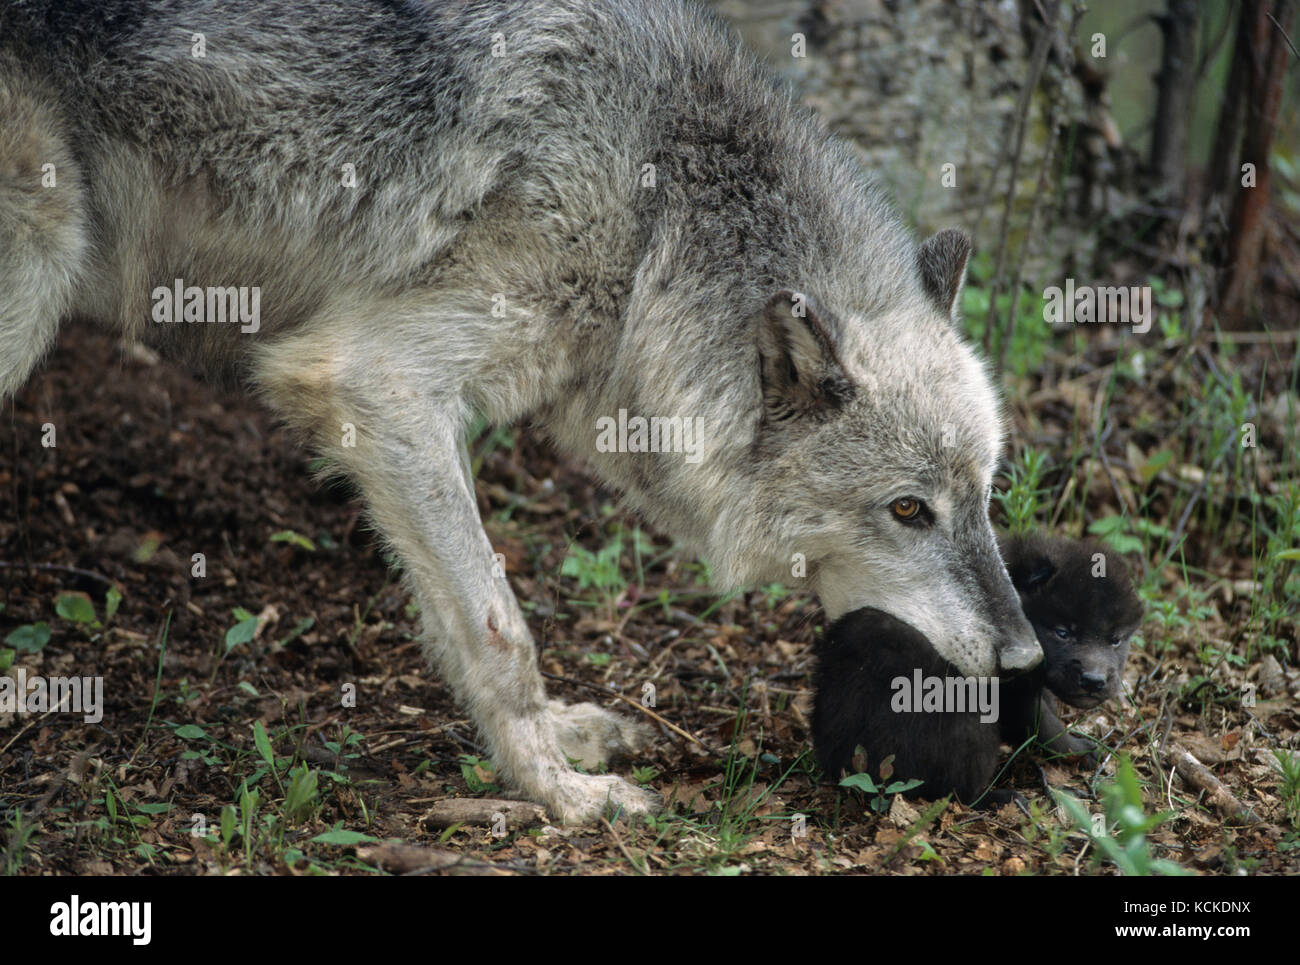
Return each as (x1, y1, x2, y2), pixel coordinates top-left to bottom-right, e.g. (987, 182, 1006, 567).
(1272, 751, 1300, 830)
(632, 690, 811, 875)
(993, 447, 1051, 533)
(1053, 756, 1190, 876)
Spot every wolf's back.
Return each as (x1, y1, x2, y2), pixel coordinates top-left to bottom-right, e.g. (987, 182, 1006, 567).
(2, 0, 914, 380)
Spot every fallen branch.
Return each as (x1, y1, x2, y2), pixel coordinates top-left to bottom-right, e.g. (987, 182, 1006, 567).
(421, 797, 547, 831)
(0, 560, 117, 587)
(355, 841, 516, 876)
(1162, 743, 1263, 825)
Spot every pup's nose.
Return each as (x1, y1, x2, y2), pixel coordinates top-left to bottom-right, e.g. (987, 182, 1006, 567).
(1080, 672, 1107, 694)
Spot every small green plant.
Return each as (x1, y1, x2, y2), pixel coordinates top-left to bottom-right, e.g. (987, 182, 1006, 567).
(231, 780, 262, 865)
(838, 752, 924, 814)
(282, 764, 321, 825)
(881, 795, 950, 865)
(86, 779, 171, 863)
(692, 717, 800, 872)
(994, 449, 1051, 533)
(173, 722, 224, 766)
(1259, 483, 1300, 606)
(959, 260, 1052, 377)
(4, 621, 50, 653)
(1158, 310, 1184, 342)
(1087, 515, 1144, 555)
(310, 824, 379, 848)
(323, 725, 365, 761)
(1, 810, 39, 875)
(56, 591, 99, 629)
(633, 766, 659, 786)
(562, 536, 626, 598)
(345, 578, 396, 652)
(1020, 798, 1070, 859)
(275, 616, 315, 649)
(459, 754, 501, 794)
(642, 693, 806, 874)
(1053, 756, 1190, 876)
(173, 677, 197, 706)
(224, 607, 260, 653)
(270, 529, 316, 551)
(1271, 750, 1300, 829)
(181, 719, 334, 871)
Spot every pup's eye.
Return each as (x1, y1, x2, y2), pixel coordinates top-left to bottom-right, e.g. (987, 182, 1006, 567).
(1053, 626, 1071, 640)
(1110, 635, 1125, 648)
(891, 497, 923, 521)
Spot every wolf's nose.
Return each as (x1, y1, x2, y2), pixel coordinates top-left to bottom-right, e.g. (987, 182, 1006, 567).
(1080, 672, 1107, 693)
(997, 639, 1043, 674)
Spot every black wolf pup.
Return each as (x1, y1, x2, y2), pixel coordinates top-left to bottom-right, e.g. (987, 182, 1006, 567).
(813, 607, 1001, 803)
(998, 533, 1143, 757)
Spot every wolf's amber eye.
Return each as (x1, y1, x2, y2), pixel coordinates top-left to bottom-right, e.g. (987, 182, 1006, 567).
(891, 498, 921, 520)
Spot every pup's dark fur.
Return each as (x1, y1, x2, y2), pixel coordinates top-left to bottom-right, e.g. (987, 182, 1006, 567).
(813, 607, 1001, 802)
(999, 534, 1144, 755)
(812, 535, 1143, 802)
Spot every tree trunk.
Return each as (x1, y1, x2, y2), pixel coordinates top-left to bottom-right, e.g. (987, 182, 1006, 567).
(1220, 0, 1294, 328)
(1205, 3, 1252, 208)
(1149, 0, 1200, 196)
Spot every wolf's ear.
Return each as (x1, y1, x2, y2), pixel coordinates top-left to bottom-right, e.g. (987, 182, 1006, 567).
(918, 228, 972, 318)
(756, 290, 853, 422)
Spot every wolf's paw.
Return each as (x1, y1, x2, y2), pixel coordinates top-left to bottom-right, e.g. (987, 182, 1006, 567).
(548, 699, 651, 769)
(546, 772, 660, 825)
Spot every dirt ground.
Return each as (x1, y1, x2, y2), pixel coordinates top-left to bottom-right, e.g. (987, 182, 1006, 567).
(1, 321, 1297, 876)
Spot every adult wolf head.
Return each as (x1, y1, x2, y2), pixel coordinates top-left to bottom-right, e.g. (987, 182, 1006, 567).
(756, 229, 1042, 677)
(703, 229, 1040, 678)
(567, 218, 1042, 677)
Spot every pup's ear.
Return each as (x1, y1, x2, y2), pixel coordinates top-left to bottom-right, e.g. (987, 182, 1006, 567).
(1004, 548, 1056, 594)
(918, 228, 972, 318)
(756, 290, 853, 422)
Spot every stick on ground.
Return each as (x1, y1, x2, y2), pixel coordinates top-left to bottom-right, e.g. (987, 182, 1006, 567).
(1162, 743, 1263, 826)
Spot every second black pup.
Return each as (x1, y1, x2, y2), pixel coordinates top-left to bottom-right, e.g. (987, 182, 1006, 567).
(812, 535, 1143, 802)
(999, 534, 1144, 758)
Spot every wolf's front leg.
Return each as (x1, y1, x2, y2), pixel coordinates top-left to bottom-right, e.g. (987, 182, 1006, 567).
(255, 346, 655, 824)
(351, 427, 657, 822)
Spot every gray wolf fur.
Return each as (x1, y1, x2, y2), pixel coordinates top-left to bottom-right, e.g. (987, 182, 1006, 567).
(812, 537, 1141, 803)
(0, 0, 1040, 822)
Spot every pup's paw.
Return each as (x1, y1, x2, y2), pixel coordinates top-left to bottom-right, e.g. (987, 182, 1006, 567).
(1082, 743, 1111, 768)
(545, 772, 660, 825)
(1061, 733, 1100, 760)
(548, 699, 651, 769)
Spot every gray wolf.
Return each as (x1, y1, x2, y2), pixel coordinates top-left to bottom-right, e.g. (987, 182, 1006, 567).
(812, 537, 1140, 802)
(0, 0, 1040, 822)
